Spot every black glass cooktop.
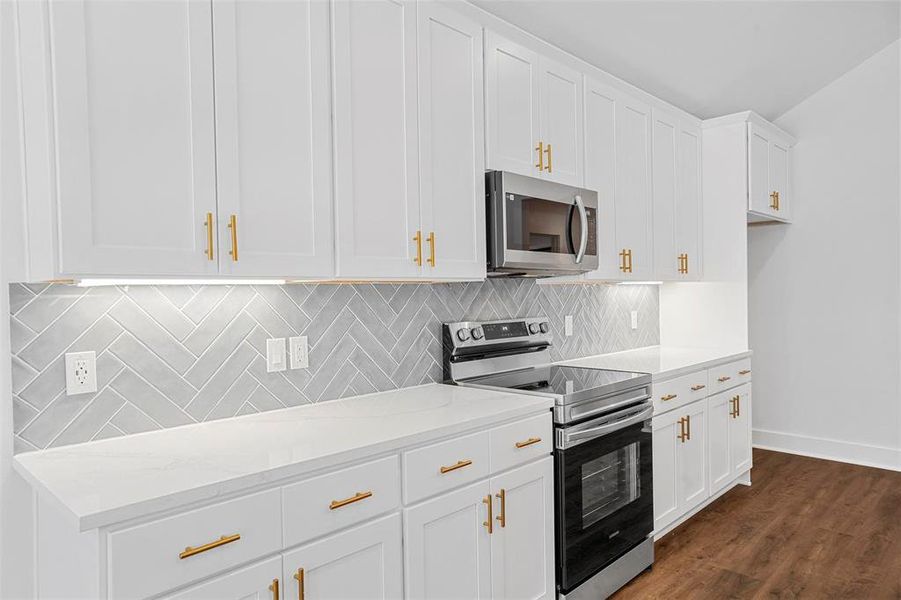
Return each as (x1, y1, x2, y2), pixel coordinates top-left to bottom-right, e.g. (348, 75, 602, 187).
(465, 365, 648, 400)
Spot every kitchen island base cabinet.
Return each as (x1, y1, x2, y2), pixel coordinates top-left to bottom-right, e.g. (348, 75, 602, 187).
(160, 556, 282, 600)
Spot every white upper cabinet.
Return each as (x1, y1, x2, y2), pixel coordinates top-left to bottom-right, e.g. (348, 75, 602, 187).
(333, 0, 421, 279)
(212, 0, 333, 278)
(48, 0, 218, 277)
(676, 121, 702, 279)
(582, 79, 619, 279)
(486, 33, 583, 186)
(417, 3, 486, 280)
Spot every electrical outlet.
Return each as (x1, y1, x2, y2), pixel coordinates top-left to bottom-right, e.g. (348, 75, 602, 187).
(65, 351, 97, 395)
(564, 315, 574, 337)
(289, 336, 309, 370)
(631, 310, 638, 330)
(266, 338, 287, 373)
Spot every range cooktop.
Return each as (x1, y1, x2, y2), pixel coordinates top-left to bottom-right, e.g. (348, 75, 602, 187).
(463, 365, 649, 404)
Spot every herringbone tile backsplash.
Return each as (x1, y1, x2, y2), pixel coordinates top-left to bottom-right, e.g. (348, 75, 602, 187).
(8, 280, 658, 453)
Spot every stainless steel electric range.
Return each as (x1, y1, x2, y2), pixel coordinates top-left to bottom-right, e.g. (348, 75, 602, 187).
(443, 316, 654, 600)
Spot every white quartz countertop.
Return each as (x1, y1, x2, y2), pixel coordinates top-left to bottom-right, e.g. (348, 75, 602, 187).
(559, 345, 751, 381)
(13, 384, 553, 532)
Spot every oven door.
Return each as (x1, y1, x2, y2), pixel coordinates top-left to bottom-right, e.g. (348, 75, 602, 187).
(488, 171, 598, 274)
(555, 405, 653, 594)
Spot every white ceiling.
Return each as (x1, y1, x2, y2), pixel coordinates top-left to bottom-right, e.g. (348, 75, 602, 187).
(472, 0, 901, 120)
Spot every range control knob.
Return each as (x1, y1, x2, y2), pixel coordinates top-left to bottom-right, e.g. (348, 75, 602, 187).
(456, 328, 471, 342)
(539, 322, 550, 334)
(528, 323, 540, 334)
(471, 327, 484, 340)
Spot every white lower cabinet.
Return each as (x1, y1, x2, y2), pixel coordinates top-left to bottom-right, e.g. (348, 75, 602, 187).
(282, 514, 404, 600)
(161, 556, 282, 600)
(729, 385, 753, 476)
(651, 402, 708, 533)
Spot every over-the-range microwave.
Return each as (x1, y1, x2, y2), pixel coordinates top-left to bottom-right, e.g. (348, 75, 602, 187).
(486, 171, 599, 277)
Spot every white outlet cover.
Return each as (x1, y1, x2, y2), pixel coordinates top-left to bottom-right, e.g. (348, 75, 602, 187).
(564, 315, 574, 337)
(266, 338, 287, 373)
(65, 351, 97, 395)
(289, 336, 309, 370)
(631, 310, 639, 330)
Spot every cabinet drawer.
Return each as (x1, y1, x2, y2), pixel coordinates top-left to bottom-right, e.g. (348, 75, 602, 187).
(403, 430, 490, 504)
(108, 489, 282, 600)
(652, 370, 708, 415)
(490, 412, 553, 473)
(709, 358, 752, 394)
(283, 455, 401, 547)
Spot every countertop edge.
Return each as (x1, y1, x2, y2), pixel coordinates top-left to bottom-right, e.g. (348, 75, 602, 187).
(558, 346, 753, 382)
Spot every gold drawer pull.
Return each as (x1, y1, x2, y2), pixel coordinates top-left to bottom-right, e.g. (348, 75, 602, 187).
(515, 437, 542, 449)
(691, 384, 706, 391)
(660, 394, 677, 401)
(739, 369, 751, 375)
(717, 376, 731, 383)
(440, 459, 472, 474)
(269, 578, 279, 600)
(329, 491, 373, 510)
(294, 568, 305, 600)
(179, 533, 241, 559)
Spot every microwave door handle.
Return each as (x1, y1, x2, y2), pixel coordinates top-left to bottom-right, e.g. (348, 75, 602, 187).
(560, 405, 653, 448)
(574, 195, 588, 264)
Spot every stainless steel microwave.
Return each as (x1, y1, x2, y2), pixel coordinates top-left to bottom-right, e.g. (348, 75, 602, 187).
(486, 171, 599, 277)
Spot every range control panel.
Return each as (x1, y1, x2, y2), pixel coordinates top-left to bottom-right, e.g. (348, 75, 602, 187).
(444, 316, 551, 348)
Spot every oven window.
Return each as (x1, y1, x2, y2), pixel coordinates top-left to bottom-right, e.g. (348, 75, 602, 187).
(580, 442, 640, 529)
(504, 194, 597, 256)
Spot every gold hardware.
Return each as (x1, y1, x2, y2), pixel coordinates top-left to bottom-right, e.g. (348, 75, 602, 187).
(678, 253, 688, 274)
(770, 191, 780, 211)
(269, 578, 279, 600)
(496, 489, 506, 528)
(204, 212, 214, 260)
(717, 376, 731, 383)
(691, 384, 706, 391)
(677, 417, 687, 443)
(179, 534, 241, 559)
(515, 437, 542, 449)
(535, 141, 545, 171)
(545, 144, 552, 172)
(619, 249, 632, 273)
(686, 414, 691, 440)
(729, 396, 736, 418)
(227, 214, 239, 261)
(413, 231, 423, 266)
(736, 396, 741, 418)
(661, 393, 677, 402)
(427, 231, 436, 267)
(483, 494, 493, 534)
(440, 459, 472, 474)
(626, 249, 633, 273)
(739, 369, 751, 375)
(294, 568, 305, 600)
(329, 491, 373, 510)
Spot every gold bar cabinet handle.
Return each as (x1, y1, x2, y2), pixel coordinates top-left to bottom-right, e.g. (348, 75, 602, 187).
(413, 231, 422, 266)
(204, 212, 214, 260)
(329, 490, 373, 510)
(294, 568, 305, 600)
(739, 369, 751, 375)
(661, 394, 677, 402)
(427, 231, 436, 267)
(677, 417, 686, 443)
(269, 578, 279, 600)
(691, 384, 706, 391)
(545, 144, 552, 172)
(626, 249, 633, 273)
(440, 459, 472, 474)
(483, 494, 493, 534)
(515, 437, 542, 449)
(729, 397, 736, 418)
(496, 489, 506, 528)
(686, 414, 691, 440)
(717, 376, 731, 383)
(535, 141, 544, 171)
(227, 214, 239, 261)
(179, 533, 241, 559)
(619, 249, 628, 272)
(736, 396, 741, 417)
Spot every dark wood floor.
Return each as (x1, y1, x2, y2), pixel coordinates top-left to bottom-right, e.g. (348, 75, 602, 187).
(613, 449, 901, 599)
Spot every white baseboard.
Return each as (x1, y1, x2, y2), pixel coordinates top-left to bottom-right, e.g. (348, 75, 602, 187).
(753, 428, 901, 472)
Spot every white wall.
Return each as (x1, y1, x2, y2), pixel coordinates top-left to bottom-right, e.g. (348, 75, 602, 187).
(749, 40, 901, 470)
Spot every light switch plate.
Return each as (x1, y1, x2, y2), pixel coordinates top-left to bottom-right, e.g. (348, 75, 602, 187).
(65, 351, 97, 395)
(631, 310, 638, 330)
(564, 315, 573, 337)
(289, 336, 309, 370)
(266, 338, 287, 373)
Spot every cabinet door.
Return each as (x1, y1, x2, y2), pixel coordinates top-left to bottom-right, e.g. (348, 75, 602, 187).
(676, 121, 702, 279)
(651, 108, 679, 280)
(583, 79, 618, 280)
(160, 556, 281, 600)
(730, 385, 753, 476)
(769, 140, 789, 219)
(404, 480, 492, 599)
(614, 95, 654, 280)
(485, 33, 541, 177)
(490, 457, 555, 600)
(282, 514, 403, 600)
(50, 0, 217, 276)
(538, 58, 583, 186)
(678, 401, 708, 513)
(212, 0, 332, 278)
(418, 4, 486, 280)
(707, 393, 733, 495)
(651, 412, 681, 533)
(747, 123, 771, 216)
(333, 0, 420, 278)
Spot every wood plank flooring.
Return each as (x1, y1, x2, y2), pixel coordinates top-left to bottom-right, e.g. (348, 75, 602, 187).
(613, 449, 901, 599)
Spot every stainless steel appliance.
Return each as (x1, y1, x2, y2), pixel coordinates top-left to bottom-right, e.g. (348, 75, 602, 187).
(486, 171, 599, 277)
(443, 317, 654, 600)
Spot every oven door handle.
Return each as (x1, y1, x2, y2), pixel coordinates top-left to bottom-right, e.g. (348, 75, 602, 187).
(559, 405, 654, 448)
(574, 195, 588, 264)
